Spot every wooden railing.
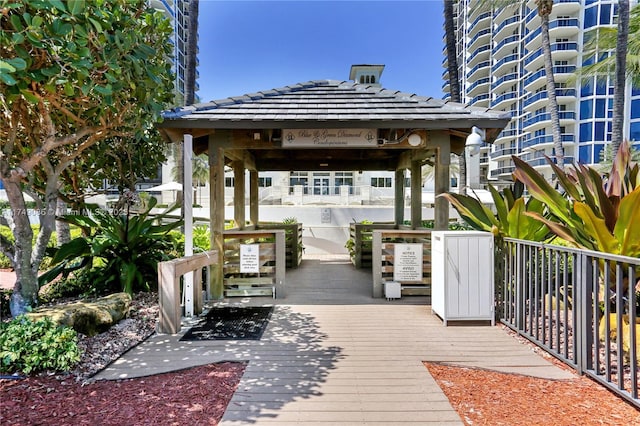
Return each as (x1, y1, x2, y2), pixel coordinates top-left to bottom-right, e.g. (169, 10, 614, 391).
(223, 230, 286, 298)
(256, 223, 303, 268)
(349, 222, 396, 268)
(372, 230, 432, 298)
(158, 250, 219, 334)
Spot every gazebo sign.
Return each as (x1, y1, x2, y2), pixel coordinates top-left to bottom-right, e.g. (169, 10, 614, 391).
(283, 129, 377, 147)
(393, 243, 423, 282)
(240, 244, 260, 273)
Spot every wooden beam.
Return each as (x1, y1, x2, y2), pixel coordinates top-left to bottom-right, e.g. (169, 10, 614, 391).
(249, 170, 259, 227)
(432, 133, 451, 230)
(233, 160, 245, 230)
(209, 139, 225, 299)
(394, 169, 405, 226)
(410, 159, 422, 229)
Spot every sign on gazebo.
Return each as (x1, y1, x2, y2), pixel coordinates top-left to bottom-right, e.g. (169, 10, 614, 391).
(240, 244, 260, 273)
(393, 243, 423, 282)
(283, 129, 377, 147)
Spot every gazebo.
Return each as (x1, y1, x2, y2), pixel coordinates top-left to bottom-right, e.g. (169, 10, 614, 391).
(158, 78, 511, 302)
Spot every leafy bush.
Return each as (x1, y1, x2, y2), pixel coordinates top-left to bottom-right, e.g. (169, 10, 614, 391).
(193, 225, 210, 251)
(0, 316, 80, 375)
(40, 197, 182, 296)
(281, 217, 298, 224)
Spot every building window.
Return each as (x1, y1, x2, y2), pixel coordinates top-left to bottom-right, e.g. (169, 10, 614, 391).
(258, 177, 272, 187)
(225, 177, 234, 187)
(370, 75, 376, 84)
(371, 177, 392, 188)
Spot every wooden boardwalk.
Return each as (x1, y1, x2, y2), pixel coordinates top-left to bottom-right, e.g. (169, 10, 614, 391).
(96, 255, 574, 425)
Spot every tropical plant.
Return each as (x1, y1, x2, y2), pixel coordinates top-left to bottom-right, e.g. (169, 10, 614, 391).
(0, 0, 175, 314)
(39, 197, 183, 296)
(512, 140, 640, 258)
(439, 181, 550, 241)
(0, 316, 80, 375)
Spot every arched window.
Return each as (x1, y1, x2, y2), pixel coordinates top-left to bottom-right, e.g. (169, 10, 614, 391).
(365, 75, 370, 84)
(370, 75, 376, 84)
(360, 76, 365, 84)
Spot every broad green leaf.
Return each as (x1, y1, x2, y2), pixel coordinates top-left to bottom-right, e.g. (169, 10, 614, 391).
(573, 202, 619, 254)
(51, 238, 91, 265)
(48, 0, 67, 12)
(613, 187, 640, 257)
(68, 0, 85, 15)
(0, 60, 17, 73)
(5, 58, 27, 71)
(488, 184, 508, 227)
(438, 193, 495, 232)
(20, 89, 39, 104)
(524, 211, 581, 248)
(88, 17, 103, 33)
(10, 14, 24, 31)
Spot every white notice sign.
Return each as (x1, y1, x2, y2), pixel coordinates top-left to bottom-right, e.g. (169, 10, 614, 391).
(393, 244, 423, 282)
(240, 244, 260, 273)
(283, 129, 377, 147)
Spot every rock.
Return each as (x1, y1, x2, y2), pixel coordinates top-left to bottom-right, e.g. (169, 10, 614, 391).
(27, 293, 132, 336)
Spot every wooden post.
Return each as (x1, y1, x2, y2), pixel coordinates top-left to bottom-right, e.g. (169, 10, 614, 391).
(158, 261, 180, 334)
(394, 169, 405, 227)
(372, 230, 383, 297)
(233, 160, 245, 230)
(183, 134, 194, 316)
(433, 133, 451, 230)
(410, 159, 422, 229)
(249, 170, 259, 227)
(209, 140, 225, 299)
(275, 230, 286, 298)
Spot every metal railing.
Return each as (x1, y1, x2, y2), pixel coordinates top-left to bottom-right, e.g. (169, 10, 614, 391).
(499, 238, 639, 408)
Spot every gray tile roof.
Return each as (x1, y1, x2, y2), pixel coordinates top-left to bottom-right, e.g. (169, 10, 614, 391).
(160, 80, 511, 130)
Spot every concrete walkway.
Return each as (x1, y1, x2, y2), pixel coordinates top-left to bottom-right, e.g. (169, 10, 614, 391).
(95, 254, 574, 425)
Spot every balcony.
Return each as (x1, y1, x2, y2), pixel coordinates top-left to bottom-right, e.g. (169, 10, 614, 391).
(521, 133, 575, 150)
(492, 54, 519, 75)
(492, 72, 519, 92)
(468, 11, 492, 37)
(495, 128, 519, 142)
(523, 65, 577, 91)
(553, 0, 582, 15)
(523, 155, 575, 167)
(468, 28, 491, 50)
(490, 165, 516, 178)
(494, 35, 520, 58)
(525, 19, 580, 50)
(467, 45, 491, 67)
(523, 89, 576, 109)
(470, 93, 490, 106)
(467, 77, 490, 96)
(491, 91, 519, 110)
(490, 147, 518, 159)
(467, 61, 491, 80)
(522, 111, 576, 131)
(524, 43, 579, 70)
(494, 15, 521, 41)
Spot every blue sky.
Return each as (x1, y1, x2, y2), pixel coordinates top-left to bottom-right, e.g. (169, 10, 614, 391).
(196, 0, 446, 102)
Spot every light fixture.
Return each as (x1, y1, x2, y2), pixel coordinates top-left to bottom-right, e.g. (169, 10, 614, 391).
(465, 126, 485, 156)
(407, 133, 422, 147)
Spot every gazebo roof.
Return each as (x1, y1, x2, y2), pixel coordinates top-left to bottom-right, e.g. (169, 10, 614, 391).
(161, 80, 510, 133)
(158, 79, 511, 171)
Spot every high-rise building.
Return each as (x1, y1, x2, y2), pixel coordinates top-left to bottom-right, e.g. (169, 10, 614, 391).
(443, 0, 639, 183)
(150, 0, 199, 102)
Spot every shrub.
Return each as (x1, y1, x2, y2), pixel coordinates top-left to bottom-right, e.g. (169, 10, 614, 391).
(0, 316, 80, 375)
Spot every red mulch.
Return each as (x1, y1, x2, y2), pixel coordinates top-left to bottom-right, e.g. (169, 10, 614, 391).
(0, 362, 245, 426)
(425, 362, 640, 426)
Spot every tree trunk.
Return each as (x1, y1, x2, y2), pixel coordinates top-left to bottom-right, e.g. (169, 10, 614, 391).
(539, 5, 564, 169)
(611, 0, 629, 156)
(443, 0, 466, 194)
(55, 198, 71, 247)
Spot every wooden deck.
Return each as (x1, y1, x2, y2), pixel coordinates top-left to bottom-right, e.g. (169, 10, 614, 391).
(95, 254, 574, 425)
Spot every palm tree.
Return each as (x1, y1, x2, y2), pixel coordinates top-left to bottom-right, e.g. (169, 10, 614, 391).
(535, 0, 564, 168)
(611, 0, 630, 156)
(444, 0, 467, 194)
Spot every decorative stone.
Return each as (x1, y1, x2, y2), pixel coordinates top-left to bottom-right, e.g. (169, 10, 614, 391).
(27, 293, 132, 336)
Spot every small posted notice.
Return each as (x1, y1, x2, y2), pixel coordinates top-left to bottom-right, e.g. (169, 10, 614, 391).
(240, 244, 260, 273)
(393, 243, 423, 282)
